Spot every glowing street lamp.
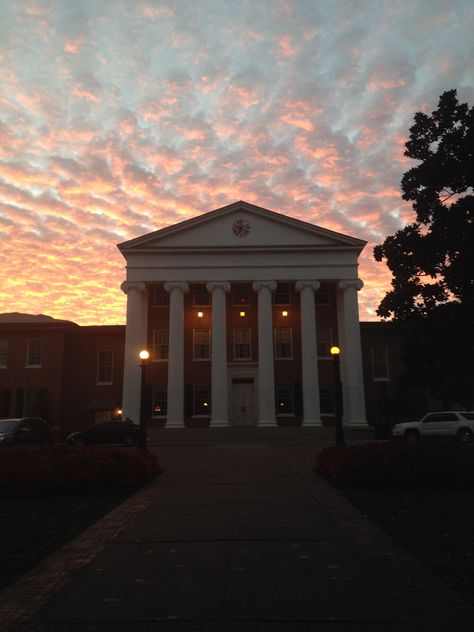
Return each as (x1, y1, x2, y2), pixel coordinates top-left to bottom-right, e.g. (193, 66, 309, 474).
(330, 346, 345, 446)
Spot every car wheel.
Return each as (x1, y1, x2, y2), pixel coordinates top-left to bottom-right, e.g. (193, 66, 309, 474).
(405, 430, 419, 441)
(457, 429, 473, 443)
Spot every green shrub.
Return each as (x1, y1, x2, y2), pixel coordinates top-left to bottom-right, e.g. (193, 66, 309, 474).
(314, 441, 474, 489)
(0, 446, 162, 497)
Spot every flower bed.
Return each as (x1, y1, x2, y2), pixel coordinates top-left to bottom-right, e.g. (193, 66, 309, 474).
(0, 446, 162, 497)
(314, 440, 474, 489)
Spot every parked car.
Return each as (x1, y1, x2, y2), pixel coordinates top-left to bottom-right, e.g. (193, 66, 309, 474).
(390, 411, 474, 442)
(0, 417, 53, 446)
(66, 420, 147, 447)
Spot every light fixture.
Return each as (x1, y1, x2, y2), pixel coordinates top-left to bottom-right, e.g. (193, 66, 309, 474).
(282, 310, 288, 317)
(330, 346, 341, 356)
(197, 311, 204, 318)
(139, 349, 150, 362)
(239, 310, 246, 317)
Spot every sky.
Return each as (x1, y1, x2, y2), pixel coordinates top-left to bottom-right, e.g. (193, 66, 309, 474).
(0, 0, 473, 325)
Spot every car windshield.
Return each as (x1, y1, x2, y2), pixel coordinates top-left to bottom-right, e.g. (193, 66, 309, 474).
(0, 420, 20, 432)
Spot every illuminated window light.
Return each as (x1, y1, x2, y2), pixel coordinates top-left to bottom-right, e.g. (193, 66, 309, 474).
(197, 311, 204, 318)
(239, 311, 246, 317)
(282, 310, 288, 317)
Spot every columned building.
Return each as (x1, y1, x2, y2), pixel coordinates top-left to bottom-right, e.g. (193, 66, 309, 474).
(118, 201, 368, 428)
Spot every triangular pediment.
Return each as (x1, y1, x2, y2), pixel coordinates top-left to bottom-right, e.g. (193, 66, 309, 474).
(118, 201, 366, 253)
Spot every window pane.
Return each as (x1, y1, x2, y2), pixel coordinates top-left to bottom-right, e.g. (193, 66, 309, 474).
(314, 283, 332, 305)
(274, 283, 291, 305)
(317, 327, 332, 357)
(276, 384, 294, 414)
(194, 385, 211, 415)
(152, 284, 170, 306)
(372, 346, 390, 380)
(232, 283, 252, 306)
(194, 329, 211, 359)
(274, 328, 293, 358)
(319, 386, 334, 414)
(153, 387, 167, 416)
(233, 328, 251, 359)
(27, 339, 42, 367)
(0, 339, 7, 367)
(97, 350, 113, 384)
(153, 329, 169, 360)
(193, 284, 210, 305)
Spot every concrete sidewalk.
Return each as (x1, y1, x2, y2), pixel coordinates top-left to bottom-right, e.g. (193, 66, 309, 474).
(1, 436, 473, 631)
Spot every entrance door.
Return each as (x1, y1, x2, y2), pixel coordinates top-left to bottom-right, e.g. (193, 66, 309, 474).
(231, 378, 256, 426)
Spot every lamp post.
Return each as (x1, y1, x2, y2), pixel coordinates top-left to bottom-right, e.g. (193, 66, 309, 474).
(139, 349, 150, 450)
(330, 346, 345, 446)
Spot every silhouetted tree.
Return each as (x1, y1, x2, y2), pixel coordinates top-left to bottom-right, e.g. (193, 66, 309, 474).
(374, 90, 474, 408)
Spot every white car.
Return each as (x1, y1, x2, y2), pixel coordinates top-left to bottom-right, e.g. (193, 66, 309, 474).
(390, 411, 474, 443)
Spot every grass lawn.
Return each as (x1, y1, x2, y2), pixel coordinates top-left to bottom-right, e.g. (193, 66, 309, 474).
(342, 488, 474, 607)
(0, 493, 130, 590)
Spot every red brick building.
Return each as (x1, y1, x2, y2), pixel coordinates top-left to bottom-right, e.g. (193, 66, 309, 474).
(1, 312, 434, 438)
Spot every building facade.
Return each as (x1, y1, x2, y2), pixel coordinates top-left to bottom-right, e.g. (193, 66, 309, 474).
(118, 201, 369, 428)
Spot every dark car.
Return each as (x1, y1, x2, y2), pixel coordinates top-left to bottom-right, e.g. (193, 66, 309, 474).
(66, 420, 147, 447)
(0, 417, 53, 446)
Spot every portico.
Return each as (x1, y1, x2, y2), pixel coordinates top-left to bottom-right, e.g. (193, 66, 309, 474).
(118, 201, 368, 429)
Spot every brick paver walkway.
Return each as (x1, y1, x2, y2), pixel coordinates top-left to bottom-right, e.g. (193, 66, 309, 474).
(1, 432, 473, 631)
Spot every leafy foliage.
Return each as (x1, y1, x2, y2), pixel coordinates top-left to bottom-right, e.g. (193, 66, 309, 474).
(315, 441, 474, 489)
(374, 91, 474, 407)
(0, 446, 161, 497)
(374, 89, 474, 318)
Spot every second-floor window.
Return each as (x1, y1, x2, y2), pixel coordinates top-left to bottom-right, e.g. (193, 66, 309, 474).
(233, 328, 251, 360)
(193, 329, 211, 360)
(153, 329, 169, 360)
(372, 346, 390, 381)
(27, 339, 42, 367)
(274, 327, 293, 359)
(274, 282, 291, 305)
(317, 327, 333, 358)
(193, 284, 210, 306)
(152, 284, 170, 306)
(0, 339, 7, 367)
(97, 350, 113, 384)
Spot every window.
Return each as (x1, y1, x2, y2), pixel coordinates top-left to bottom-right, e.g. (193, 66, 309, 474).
(276, 384, 294, 415)
(314, 282, 332, 305)
(232, 283, 252, 306)
(274, 282, 291, 305)
(0, 339, 7, 367)
(233, 328, 251, 360)
(0, 389, 10, 416)
(320, 386, 334, 414)
(194, 385, 211, 415)
(23, 389, 41, 416)
(27, 339, 42, 367)
(317, 327, 332, 357)
(153, 329, 169, 360)
(193, 329, 211, 360)
(152, 284, 169, 306)
(97, 350, 113, 384)
(371, 346, 390, 381)
(193, 284, 210, 306)
(424, 412, 458, 423)
(274, 327, 293, 359)
(153, 387, 167, 416)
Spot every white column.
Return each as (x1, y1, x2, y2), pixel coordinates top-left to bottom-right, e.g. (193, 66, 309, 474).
(121, 282, 148, 424)
(207, 281, 231, 427)
(253, 281, 277, 426)
(338, 279, 368, 427)
(295, 281, 322, 426)
(164, 282, 189, 428)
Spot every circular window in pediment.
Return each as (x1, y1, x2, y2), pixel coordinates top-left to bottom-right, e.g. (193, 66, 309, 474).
(232, 218, 251, 237)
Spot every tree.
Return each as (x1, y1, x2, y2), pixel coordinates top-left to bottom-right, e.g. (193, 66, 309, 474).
(374, 90, 474, 408)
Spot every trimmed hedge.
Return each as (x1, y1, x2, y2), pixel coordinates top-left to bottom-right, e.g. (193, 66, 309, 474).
(0, 446, 162, 497)
(314, 440, 474, 489)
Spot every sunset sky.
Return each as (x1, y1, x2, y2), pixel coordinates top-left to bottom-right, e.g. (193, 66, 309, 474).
(1, 0, 473, 325)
